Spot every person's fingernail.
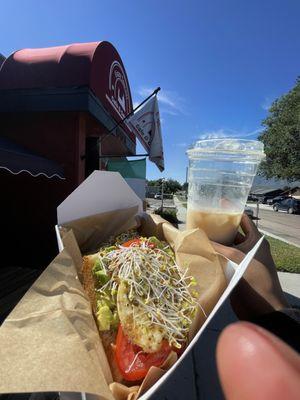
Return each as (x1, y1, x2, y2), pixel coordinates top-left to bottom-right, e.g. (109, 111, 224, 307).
(217, 322, 300, 400)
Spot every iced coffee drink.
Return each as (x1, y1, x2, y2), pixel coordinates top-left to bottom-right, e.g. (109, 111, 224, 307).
(186, 139, 265, 244)
(186, 208, 242, 245)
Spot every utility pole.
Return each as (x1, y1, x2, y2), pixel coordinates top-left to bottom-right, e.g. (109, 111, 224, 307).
(161, 178, 165, 211)
(185, 166, 188, 199)
(256, 200, 259, 227)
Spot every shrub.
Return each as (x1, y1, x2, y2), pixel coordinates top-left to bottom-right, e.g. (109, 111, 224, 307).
(154, 208, 178, 225)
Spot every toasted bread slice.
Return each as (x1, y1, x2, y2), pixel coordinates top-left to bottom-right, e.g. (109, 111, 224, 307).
(82, 254, 123, 383)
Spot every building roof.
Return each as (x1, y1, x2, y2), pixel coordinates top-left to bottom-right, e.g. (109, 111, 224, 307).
(251, 188, 283, 195)
(252, 176, 300, 189)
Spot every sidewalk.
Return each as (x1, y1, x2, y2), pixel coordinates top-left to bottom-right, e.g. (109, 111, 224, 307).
(278, 271, 300, 299)
(173, 195, 187, 231)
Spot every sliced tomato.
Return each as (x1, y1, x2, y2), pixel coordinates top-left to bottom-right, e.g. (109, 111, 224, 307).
(115, 325, 171, 381)
(145, 240, 156, 249)
(122, 238, 156, 249)
(122, 238, 141, 247)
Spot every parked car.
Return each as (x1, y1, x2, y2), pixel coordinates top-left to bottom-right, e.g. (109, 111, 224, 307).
(258, 195, 274, 204)
(273, 198, 300, 214)
(154, 193, 162, 199)
(247, 194, 258, 202)
(266, 195, 287, 205)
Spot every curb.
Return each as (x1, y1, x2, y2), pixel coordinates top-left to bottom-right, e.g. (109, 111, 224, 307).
(259, 229, 300, 248)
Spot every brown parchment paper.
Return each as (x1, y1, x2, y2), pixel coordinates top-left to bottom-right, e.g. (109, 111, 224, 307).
(0, 207, 227, 400)
(62, 206, 139, 254)
(0, 249, 114, 399)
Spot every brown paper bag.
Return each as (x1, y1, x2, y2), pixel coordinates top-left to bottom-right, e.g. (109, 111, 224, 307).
(0, 207, 227, 400)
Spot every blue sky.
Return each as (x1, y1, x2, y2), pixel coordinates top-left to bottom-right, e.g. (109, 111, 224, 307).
(1, 0, 300, 182)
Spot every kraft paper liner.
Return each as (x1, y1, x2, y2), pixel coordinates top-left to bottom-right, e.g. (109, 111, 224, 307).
(62, 206, 139, 254)
(0, 207, 227, 400)
(0, 249, 113, 399)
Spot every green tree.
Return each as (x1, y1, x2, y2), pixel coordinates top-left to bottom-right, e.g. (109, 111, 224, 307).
(258, 78, 300, 181)
(164, 179, 182, 194)
(147, 179, 161, 186)
(146, 179, 182, 193)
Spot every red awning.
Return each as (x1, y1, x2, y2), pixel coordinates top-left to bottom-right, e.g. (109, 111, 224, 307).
(0, 42, 134, 141)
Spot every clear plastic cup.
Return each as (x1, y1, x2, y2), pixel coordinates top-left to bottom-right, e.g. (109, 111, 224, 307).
(186, 139, 265, 244)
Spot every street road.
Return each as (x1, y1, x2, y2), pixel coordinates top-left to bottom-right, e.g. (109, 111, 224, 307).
(247, 204, 300, 247)
(146, 197, 175, 211)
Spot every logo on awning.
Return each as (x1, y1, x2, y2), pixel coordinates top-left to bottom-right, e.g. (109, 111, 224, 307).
(106, 60, 131, 122)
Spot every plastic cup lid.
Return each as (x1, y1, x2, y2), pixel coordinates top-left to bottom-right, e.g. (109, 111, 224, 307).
(186, 138, 265, 158)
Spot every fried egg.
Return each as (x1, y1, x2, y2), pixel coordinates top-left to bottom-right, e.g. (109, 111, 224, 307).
(117, 281, 165, 353)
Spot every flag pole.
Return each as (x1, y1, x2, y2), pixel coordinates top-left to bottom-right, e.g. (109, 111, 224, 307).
(94, 87, 160, 166)
(99, 153, 149, 158)
(80, 88, 160, 161)
(100, 87, 160, 144)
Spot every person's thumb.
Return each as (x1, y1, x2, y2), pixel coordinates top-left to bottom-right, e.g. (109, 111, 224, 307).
(216, 321, 300, 400)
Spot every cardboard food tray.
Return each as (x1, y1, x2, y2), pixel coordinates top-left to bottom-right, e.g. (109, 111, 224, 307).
(0, 171, 263, 400)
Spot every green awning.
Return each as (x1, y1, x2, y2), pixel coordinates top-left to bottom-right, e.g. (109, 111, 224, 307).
(107, 158, 146, 179)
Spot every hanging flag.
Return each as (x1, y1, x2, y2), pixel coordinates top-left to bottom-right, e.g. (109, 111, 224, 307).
(128, 96, 164, 172)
